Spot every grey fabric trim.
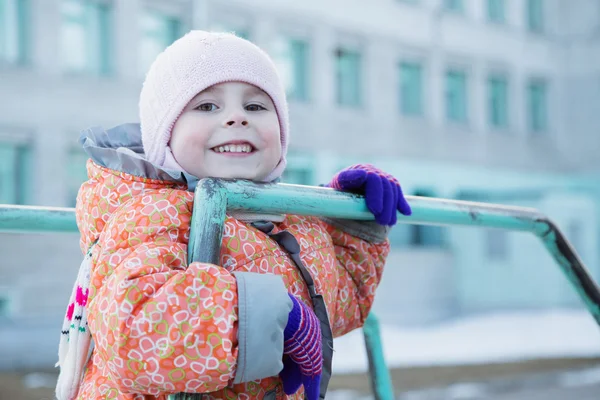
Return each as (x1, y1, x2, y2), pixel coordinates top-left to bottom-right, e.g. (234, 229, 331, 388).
(232, 271, 292, 384)
(78, 124, 202, 190)
(321, 217, 390, 243)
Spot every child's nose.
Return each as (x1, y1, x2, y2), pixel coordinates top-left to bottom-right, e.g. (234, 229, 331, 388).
(225, 113, 248, 127)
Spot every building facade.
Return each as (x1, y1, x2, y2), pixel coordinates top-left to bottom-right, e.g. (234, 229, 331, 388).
(1, 0, 599, 369)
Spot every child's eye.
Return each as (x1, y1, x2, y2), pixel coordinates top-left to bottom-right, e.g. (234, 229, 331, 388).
(246, 104, 266, 112)
(196, 103, 217, 112)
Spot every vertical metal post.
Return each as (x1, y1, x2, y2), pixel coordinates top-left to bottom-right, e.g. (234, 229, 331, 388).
(186, 178, 228, 266)
(363, 313, 395, 400)
(168, 178, 228, 400)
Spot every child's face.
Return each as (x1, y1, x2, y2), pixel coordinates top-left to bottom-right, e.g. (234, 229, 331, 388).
(170, 82, 282, 181)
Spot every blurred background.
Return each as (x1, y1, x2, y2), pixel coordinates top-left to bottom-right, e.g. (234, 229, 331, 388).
(1, 0, 600, 399)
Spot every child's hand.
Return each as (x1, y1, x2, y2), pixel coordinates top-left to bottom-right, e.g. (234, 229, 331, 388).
(327, 164, 412, 226)
(280, 294, 322, 400)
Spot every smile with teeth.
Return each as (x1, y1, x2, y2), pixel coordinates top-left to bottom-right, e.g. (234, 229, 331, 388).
(212, 143, 254, 154)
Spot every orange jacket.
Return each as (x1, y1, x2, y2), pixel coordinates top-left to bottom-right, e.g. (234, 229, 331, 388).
(75, 125, 390, 399)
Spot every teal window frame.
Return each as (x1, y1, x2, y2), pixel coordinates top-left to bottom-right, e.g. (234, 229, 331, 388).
(488, 75, 509, 129)
(526, 0, 544, 33)
(61, 0, 112, 75)
(399, 61, 424, 116)
(281, 167, 314, 186)
(444, 0, 463, 13)
(210, 22, 250, 41)
(234, 29, 250, 40)
(0, 0, 29, 64)
(288, 39, 309, 101)
(409, 190, 446, 247)
(0, 142, 32, 205)
(66, 148, 89, 207)
(527, 79, 548, 133)
(335, 47, 362, 107)
(445, 69, 468, 123)
(272, 37, 310, 102)
(139, 9, 181, 76)
(487, 0, 505, 23)
(0, 294, 11, 319)
(281, 153, 314, 185)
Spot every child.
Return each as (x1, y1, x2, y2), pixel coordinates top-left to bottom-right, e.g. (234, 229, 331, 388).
(56, 31, 411, 400)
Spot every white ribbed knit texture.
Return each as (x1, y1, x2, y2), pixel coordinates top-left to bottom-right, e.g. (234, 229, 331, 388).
(55, 243, 95, 400)
(139, 31, 289, 182)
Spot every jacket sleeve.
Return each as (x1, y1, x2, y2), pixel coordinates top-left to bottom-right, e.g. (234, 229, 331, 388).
(87, 190, 292, 395)
(320, 218, 390, 338)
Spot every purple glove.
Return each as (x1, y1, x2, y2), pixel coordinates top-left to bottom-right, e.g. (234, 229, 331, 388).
(279, 293, 322, 400)
(327, 164, 412, 226)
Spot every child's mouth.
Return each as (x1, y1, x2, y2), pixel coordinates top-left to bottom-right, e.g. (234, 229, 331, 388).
(211, 142, 256, 156)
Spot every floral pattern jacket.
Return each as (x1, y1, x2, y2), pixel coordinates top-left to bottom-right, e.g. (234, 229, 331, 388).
(74, 124, 390, 399)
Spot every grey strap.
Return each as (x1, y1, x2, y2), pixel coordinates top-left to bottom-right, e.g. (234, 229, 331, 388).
(251, 221, 334, 400)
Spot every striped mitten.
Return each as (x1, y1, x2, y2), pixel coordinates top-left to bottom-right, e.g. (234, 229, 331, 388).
(280, 293, 322, 400)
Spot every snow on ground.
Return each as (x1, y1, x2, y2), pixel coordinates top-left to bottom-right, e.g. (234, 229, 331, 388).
(22, 372, 57, 389)
(558, 366, 600, 388)
(333, 309, 600, 374)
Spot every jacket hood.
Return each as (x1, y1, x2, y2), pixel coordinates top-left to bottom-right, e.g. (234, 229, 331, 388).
(79, 123, 200, 191)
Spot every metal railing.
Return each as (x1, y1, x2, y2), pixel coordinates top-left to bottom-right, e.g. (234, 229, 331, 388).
(1, 178, 599, 400)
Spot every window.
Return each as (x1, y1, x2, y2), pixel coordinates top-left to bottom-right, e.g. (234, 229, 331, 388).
(139, 10, 181, 76)
(526, 0, 543, 33)
(210, 22, 250, 40)
(0, 0, 28, 64)
(488, 75, 509, 128)
(66, 148, 89, 207)
(487, 0, 505, 23)
(486, 228, 508, 260)
(272, 37, 310, 101)
(445, 69, 468, 123)
(409, 190, 445, 247)
(527, 79, 548, 133)
(281, 154, 314, 185)
(444, 0, 463, 13)
(281, 167, 313, 185)
(397, 0, 419, 4)
(61, 0, 111, 75)
(399, 62, 423, 116)
(0, 294, 10, 319)
(335, 48, 362, 107)
(0, 142, 32, 205)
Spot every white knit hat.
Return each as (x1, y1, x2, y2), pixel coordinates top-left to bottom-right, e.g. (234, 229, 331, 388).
(139, 30, 289, 182)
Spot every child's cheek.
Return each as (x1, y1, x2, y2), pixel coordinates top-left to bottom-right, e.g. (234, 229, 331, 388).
(268, 130, 282, 154)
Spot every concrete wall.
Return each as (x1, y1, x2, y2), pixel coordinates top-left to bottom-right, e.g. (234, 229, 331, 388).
(372, 249, 457, 326)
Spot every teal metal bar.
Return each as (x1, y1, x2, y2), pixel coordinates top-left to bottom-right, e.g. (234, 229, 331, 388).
(223, 181, 545, 231)
(0, 204, 78, 233)
(1, 178, 599, 400)
(363, 313, 394, 400)
(183, 179, 600, 400)
(186, 180, 228, 267)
